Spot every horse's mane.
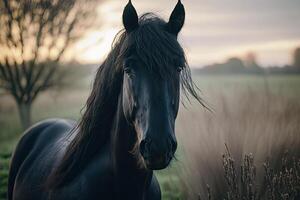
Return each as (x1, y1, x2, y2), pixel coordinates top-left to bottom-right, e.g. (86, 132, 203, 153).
(47, 13, 205, 189)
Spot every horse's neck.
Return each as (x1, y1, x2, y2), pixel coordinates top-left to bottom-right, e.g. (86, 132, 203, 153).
(111, 97, 151, 198)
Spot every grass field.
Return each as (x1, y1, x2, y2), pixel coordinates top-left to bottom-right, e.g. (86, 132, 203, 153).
(1, 72, 300, 199)
(176, 74, 300, 199)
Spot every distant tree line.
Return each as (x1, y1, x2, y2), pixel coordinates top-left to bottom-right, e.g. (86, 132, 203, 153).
(195, 47, 300, 75)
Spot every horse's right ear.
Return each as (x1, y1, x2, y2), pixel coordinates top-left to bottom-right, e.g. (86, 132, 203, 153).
(166, 0, 185, 36)
(122, 0, 139, 33)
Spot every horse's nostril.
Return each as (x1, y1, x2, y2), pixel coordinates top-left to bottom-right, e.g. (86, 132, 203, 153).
(171, 139, 177, 153)
(140, 139, 151, 157)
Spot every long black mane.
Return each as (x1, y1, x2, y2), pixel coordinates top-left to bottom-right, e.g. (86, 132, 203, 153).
(47, 13, 204, 188)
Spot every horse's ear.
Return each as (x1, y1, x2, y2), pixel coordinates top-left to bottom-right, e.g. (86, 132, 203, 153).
(166, 0, 185, 36)
(123, 0, 139, 33)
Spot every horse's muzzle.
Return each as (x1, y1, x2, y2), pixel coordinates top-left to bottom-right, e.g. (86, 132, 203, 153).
(140, 137, 177, 170)
(143, 154, 173, 170)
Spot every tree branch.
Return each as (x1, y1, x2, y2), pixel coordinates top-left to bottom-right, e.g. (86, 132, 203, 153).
(0, 0, 101, 105)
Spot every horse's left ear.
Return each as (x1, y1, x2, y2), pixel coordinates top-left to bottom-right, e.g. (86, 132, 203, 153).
(123, 0, 139, 33)
(166, 0, 185, 36)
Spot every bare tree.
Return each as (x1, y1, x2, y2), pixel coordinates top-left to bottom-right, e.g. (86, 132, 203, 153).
(0, 0, 100, 129)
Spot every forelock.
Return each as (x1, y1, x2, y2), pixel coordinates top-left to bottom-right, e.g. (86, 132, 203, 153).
(122, 13, 187, 78)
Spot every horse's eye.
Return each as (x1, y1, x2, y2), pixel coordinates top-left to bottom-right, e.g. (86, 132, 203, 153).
(177, 67, 183, 72)
(124, 67, 135, 78)
(124, 67, 132, 74)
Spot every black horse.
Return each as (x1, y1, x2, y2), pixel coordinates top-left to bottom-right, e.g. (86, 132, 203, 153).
(8, 1, 203, 199)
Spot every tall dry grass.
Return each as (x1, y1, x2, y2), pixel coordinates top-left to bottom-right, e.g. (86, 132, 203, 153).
(175, 87, 300, 199)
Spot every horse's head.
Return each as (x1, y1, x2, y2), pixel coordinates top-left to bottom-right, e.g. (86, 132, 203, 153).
(120, 0, 186, 170)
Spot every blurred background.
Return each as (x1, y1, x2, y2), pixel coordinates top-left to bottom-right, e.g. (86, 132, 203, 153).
(0, 0, 300, 199)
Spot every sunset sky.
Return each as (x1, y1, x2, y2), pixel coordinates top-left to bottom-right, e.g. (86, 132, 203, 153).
(69, 0, 300, 68)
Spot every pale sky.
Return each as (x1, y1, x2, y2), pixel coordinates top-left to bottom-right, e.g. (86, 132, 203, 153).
(67, 0, 300, 68)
